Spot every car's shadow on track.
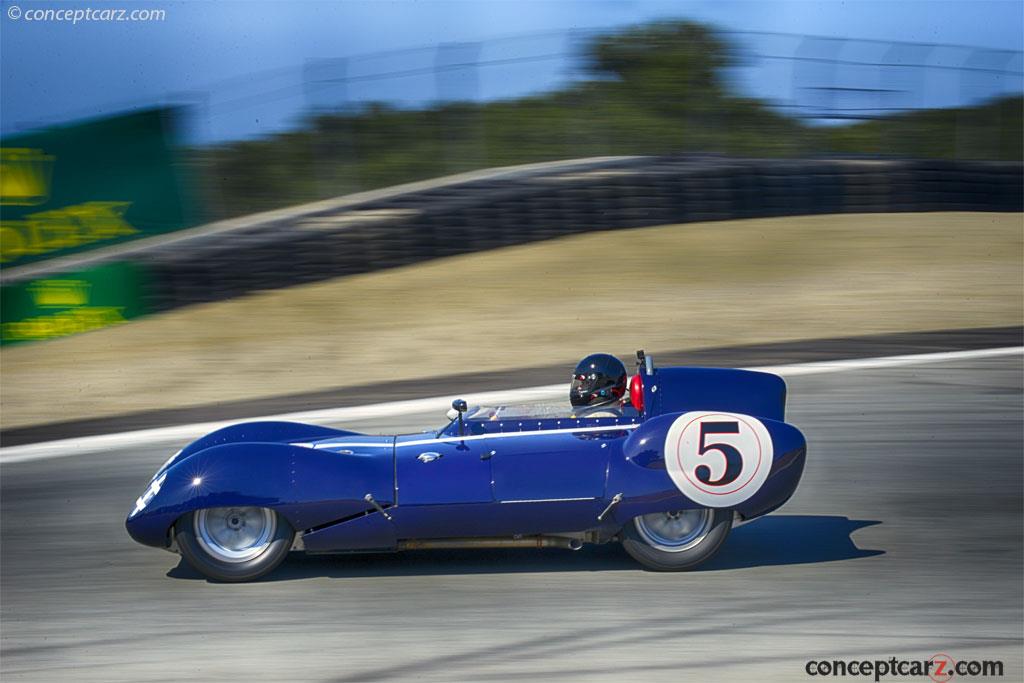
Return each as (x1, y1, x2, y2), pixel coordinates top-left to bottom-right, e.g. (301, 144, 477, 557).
(703, 514, 884, 570)
(167, 514, 884, 582)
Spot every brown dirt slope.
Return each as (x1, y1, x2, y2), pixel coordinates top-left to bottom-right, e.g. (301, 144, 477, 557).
(2, 212, 1021, 430)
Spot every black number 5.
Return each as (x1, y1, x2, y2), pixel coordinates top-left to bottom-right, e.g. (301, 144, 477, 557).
(695, 421, 743, 486)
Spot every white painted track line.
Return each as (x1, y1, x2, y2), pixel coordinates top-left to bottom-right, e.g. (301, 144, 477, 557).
(2, 346, 1020, 464)
(749, 345, 1023, 376)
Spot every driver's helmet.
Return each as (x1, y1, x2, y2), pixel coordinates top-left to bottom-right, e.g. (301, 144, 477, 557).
(570, 353, 627, 408)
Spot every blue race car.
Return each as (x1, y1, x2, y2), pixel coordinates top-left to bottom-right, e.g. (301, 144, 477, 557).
(126, 352, 806, 582)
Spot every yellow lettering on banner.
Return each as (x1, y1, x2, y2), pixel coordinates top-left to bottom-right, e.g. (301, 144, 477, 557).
(0, 148, 54, 206)
(0, 225, 28, 262)
(29, 280, 91, 308)
(0, 201, 136, 263)
(1, 307, 128, 342)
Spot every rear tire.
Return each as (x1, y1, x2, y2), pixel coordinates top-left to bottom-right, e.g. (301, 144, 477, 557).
(621, 507, 732, 571)
(175, 507, 293, 582)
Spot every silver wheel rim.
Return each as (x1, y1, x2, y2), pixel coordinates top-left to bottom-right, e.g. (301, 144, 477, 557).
(634, 508, 714, 552)
(194, 507, 276, 563)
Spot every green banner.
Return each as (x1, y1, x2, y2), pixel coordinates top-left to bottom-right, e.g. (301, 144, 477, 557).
(0, 108, 196, 267)
(1, 262, 149, 345)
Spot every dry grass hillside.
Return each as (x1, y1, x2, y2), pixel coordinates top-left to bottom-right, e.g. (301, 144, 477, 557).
(2, 212, 1021, 429)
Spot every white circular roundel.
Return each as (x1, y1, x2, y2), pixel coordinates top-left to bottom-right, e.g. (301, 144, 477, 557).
(664, 411, 773, 508)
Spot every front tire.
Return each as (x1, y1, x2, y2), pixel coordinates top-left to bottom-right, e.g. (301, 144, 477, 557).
(621, 507, 731, 571)
(175, 507, 294, 582)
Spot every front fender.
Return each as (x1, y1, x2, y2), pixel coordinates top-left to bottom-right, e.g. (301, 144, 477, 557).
(606, 411, 806, 525)
(125, 441, 394, 548)
(173, 421, 363, 464)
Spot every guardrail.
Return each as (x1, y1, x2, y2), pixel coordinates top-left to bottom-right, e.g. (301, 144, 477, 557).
(4, 156, 1022, 318)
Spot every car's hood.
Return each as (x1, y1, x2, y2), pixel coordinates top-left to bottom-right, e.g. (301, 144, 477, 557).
(158, 421, 390, 480)
(290, 434, 395, 454)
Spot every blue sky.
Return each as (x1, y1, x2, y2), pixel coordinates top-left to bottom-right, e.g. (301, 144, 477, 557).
(2, 1, 1022, 143)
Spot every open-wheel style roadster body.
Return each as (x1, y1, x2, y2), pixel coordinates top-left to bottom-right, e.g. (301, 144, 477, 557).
(126, 352, 807, 581)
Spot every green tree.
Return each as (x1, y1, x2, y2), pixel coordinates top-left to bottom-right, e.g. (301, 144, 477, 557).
(585, 21, 735, 118)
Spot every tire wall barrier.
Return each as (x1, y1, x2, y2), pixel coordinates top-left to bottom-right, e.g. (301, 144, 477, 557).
(7, 158, 1024, 326)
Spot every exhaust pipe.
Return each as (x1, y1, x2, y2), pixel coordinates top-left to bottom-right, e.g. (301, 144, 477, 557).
(398, 536, 583, 551)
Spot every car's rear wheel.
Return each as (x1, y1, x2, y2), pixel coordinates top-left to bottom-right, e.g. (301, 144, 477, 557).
(621, 507, 731, 571)
(175, 507, 293, 582)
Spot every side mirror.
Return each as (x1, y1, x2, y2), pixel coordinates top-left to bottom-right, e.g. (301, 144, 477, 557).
(452, 399, 467, 437)
(438, 399, 469, 438)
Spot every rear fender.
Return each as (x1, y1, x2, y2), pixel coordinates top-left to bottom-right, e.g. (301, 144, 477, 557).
(607, 410, 806, 525)
(125, 441, 393, 548)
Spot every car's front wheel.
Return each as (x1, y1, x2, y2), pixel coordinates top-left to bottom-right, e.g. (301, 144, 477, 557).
(621, 507, 731, 571)
(175, 507, 294, 582)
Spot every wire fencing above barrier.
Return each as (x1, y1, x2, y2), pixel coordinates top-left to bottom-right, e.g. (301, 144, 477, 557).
(5, 26, 1021, 145)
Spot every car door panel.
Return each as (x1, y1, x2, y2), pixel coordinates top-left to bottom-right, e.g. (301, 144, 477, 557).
(490, 429, 626, 502)
(395, 436, 493, 505)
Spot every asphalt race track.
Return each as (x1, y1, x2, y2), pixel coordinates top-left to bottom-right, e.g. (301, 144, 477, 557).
(2, 353, 1022, 682)
(5, 326, 1019, 446)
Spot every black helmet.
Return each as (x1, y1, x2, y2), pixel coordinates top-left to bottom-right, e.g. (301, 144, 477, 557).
(570, 353, 627, 408)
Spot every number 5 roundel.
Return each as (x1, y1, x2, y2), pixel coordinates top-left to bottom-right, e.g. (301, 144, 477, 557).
(664, 411, 773, 508)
